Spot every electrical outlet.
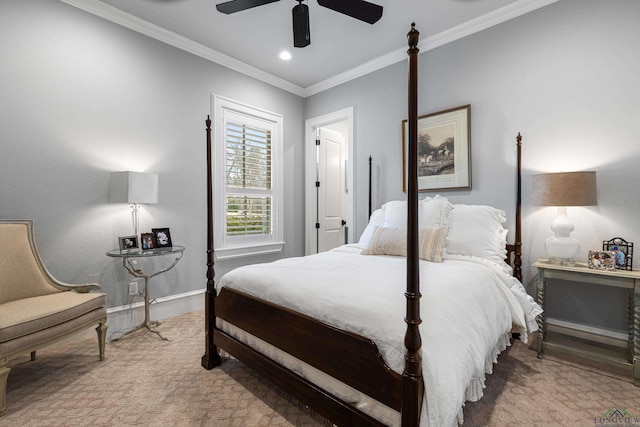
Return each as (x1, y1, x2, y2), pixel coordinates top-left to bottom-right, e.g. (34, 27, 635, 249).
(128, 281, 138, 296)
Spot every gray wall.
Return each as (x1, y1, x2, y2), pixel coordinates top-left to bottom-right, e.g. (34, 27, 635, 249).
(306, 0, 640, 331)
(0, 0, 306, 308)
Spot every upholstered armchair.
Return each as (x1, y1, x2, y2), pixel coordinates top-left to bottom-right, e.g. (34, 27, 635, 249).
(0, 220, 107, 416)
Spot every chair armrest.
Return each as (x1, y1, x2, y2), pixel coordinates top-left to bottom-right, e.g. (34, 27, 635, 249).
(55, 282, 101, 293)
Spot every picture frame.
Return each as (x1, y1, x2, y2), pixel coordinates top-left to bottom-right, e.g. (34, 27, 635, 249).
(152, 228, 172, 248)
(141, 232, 156, 250)
(587, 250, 616, 271)
(118, 235, 139, 252)
(402, 104, 471, 192)
(603, 237, 633, 270)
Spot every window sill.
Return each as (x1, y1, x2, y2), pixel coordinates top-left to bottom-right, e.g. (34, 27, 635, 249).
(214, 241, 285, 260)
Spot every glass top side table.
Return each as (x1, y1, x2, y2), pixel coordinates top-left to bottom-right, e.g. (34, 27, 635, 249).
(107, 245, 185, 341)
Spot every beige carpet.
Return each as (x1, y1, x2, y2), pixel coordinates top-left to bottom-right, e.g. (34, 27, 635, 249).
(2, 311, 639, 426)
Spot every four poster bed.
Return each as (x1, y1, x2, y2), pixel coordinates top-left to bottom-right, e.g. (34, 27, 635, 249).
(201, 24, 541, 426)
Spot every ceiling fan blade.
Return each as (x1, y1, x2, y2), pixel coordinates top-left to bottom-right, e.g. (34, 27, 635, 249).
(317, 0, 383, 24)
(216, 0, 280, 14)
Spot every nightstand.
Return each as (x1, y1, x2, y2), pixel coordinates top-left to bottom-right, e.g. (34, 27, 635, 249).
(534, 259, 640, 386)
(107, 245, 185, 341)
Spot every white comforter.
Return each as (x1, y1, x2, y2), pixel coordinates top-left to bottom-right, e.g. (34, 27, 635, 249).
(217, 244, 541, 426)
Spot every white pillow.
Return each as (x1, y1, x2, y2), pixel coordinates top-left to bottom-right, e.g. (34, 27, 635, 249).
(443, 204, 508, 265)
(381, 196, 452, 230)
(380, 200, 410, 229)
(358, 208, 385, 247)
(422, 195, 453, 228)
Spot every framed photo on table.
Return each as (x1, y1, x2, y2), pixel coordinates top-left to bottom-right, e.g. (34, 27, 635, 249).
(118, 235, 139, 252)
(152, 228, 172, 248)
(603, 237, 633, 270)
(141, 233, 156, 250)
(402, 104, 471, 192)
(587, 250, 616, 271)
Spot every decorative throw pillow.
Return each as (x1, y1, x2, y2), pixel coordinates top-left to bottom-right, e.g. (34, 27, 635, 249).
(419, 226, 449, 262)
(362, 226, 449, 262)
(362, 226, 407, 256)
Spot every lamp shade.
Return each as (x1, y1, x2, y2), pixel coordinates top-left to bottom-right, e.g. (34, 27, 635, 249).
(532, 171, 597, 263)
(109, 171, 159, 204)
(531, 171, 597, 207)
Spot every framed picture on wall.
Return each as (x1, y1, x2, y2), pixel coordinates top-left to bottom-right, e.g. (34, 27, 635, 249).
(402, 104, 471, 192)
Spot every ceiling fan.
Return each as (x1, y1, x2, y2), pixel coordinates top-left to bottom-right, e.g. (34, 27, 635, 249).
(215, 0, 383, 48)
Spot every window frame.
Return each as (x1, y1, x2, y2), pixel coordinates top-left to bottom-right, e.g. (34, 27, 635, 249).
(212, 95, 284, 259)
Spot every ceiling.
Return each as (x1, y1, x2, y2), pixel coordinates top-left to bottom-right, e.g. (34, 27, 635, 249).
(63, 0, 555, 96)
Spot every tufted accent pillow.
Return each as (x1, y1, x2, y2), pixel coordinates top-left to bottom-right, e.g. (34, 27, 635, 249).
(362, 226, 449, 262)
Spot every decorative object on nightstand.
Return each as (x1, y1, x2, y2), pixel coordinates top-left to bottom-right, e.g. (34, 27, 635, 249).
(109, 171, 159, 236)
(141, 232, 156, 250)
(531, 171, 597, 264)
(118, 235, 139, 252)
(152, 227, 172, 248)
(603, 237, 634, 271)
(587, 250, 616, 271)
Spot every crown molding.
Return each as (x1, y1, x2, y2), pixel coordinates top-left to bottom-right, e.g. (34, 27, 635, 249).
(58, 0, 306, 97)
(305, 0, 558, 96)
(60, 0, 557, 98)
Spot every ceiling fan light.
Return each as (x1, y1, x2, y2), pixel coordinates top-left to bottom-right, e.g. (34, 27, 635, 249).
(292, 2, 310, 48)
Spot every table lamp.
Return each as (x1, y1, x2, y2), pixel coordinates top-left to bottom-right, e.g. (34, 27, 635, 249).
(531, 171, 597, 264)
(109, 171, 159, 236)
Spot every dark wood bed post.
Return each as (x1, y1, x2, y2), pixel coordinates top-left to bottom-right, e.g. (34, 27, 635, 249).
(514, 133, 523, 283)
(202, 115, 222, 370)
(368, 155, 373, 218)
(402, 22, 424, 427)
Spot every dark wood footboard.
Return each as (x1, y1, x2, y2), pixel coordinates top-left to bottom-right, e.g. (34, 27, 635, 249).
(217, 288, 402, 407)
(214, 330, 387, 426)
(215, 287, 401, 426)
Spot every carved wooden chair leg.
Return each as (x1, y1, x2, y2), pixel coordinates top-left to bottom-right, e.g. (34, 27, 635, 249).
(0, 365, 9, 416)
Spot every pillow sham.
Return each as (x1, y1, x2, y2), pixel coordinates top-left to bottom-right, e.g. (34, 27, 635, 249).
(380, 196, 452, 230)
(443, 204, 508, 265)
(361, 226, 449, 262)
(358, 208, 385, 247)
(423, 195, 453, 228)
(380, 200, 412, 229)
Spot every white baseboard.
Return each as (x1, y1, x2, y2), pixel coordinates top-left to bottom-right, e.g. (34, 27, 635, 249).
(49, 289, 205, 345)
(105, 289, 205, 341)
(546, 317, 628, 348)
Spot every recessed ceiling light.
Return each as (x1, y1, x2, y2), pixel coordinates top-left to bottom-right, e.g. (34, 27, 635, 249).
(279, 51, 292, 61)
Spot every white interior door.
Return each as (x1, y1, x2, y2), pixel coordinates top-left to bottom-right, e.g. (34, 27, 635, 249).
(304, 107, 354, 256)
(317, 128, 347, 252)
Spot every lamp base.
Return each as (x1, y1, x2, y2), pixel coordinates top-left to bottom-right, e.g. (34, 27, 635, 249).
(545, 235, 581, 265)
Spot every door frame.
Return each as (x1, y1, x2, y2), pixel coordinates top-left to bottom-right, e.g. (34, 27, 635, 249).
(305, 106, 355, 255)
